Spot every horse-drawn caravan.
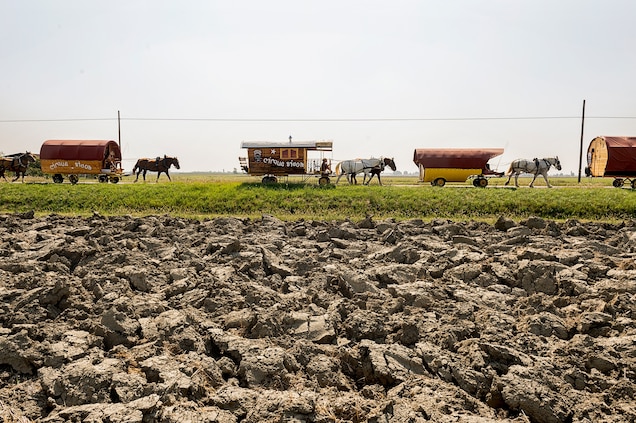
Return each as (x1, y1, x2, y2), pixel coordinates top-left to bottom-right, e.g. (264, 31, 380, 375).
(585, 136, 636, 189)
(413, 148, 504, 187)
(239, 139, 333, 185)
(0, 152, 37, 182)
(39, 140, 123, 184)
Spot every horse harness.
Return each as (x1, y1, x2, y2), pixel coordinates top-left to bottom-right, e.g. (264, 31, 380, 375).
(155, 156, 169, 169)
(363, 159, 385, 172)
(12, 154, 30, 169)
(349, 160, 384, 176)
(532, 158, 550, 175)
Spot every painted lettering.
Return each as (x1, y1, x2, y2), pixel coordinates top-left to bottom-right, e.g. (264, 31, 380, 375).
(286, 161, 304, 168)
(75, 161, 93, 171)
(49, 161, 68, 170)
(263, 157, 286, 167)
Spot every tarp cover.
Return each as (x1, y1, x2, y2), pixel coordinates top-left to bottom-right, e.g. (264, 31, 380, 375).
(413, 148, 504, 169)
(40, 140, 121, 161)
(597, 137, 636, 175)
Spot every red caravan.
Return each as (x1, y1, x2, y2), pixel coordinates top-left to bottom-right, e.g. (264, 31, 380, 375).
(40, 140, 123, 184)
(586, 136, 636, 189)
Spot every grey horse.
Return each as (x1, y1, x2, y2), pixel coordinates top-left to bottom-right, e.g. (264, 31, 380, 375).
(335, 157, 397, 185)
(505, 157, 562, 188)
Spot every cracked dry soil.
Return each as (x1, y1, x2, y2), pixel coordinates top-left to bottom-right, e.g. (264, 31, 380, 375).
(0, 212, 635, 422)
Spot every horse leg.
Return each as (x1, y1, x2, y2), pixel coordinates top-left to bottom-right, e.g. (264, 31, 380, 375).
(142, 170, 147, 181)
(364, 171, 375, 185)
(166, 170, 171, 181)
(504, 173, 513, 186)
(529, 173, 538, 188)
(542, 172, 552, 188)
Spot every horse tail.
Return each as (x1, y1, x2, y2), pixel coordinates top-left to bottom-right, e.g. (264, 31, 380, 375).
(335, 162, 341, 175)
(132, 160, 140, 173)
(506, 161, 515, 175)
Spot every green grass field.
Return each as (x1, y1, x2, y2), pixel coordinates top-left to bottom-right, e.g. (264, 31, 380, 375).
(0, 173, 634, 222)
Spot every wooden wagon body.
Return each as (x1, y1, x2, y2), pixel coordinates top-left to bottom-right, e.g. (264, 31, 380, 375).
(239, 140, 333, 184)
(413, 148, 504, 187)
(40, 140, 123, 184)
(586, 136, 636, 188)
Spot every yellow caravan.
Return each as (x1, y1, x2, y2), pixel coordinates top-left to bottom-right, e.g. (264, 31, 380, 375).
(413, 148, 504, 187)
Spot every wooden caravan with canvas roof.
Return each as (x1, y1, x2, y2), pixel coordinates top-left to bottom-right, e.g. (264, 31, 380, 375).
(586, 136, 636, 189)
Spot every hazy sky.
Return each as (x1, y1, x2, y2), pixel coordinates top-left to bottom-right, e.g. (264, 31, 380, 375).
(1, 0, 635, 175)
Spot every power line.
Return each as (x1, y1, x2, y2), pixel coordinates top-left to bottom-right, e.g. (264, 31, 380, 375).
(1, 116, 635, 123)
(0, 118, 114, 123)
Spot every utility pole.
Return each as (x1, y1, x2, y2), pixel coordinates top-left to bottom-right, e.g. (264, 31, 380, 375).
(117, 110, 121, 149)
(117, 110, 122, 170)
(578, 100, 585, 183)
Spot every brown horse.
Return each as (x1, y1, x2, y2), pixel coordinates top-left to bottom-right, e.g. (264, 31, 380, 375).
(0, 152, 37, 182)
(133, 155, 180, 182)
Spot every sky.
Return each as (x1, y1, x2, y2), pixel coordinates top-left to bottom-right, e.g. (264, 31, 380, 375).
(1, 0, 635, 175)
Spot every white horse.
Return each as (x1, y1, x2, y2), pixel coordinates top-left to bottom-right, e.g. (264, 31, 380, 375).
(505, 157, 562, 188)
(335, 157, 396, 185)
